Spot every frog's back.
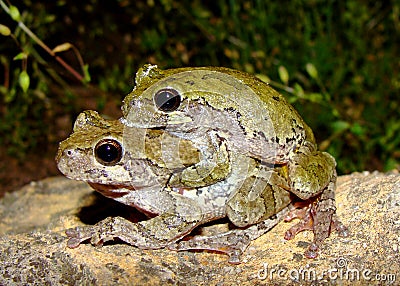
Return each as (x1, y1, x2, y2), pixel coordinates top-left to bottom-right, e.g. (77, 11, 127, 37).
(167, 66, 316, 148)
(216, 67, 315, 145)
(123, 65, 316, 161)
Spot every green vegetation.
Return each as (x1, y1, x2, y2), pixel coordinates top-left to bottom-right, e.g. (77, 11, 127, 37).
(0, 0, 399, 173)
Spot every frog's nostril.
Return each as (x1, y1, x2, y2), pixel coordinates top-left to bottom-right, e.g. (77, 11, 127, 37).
(66, 149, 73, 156)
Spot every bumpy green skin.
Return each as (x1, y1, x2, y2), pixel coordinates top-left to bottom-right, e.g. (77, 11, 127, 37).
(121, 65, 337, 202)
(121, 65, 347, 258)
(56, 110, 200, 188)
(58, 65, 348, 263)
(58, 111, 295, 264)
(122, 65, 316, 163)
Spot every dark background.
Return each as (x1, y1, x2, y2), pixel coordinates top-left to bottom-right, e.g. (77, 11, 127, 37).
(0, 0, 399, 195)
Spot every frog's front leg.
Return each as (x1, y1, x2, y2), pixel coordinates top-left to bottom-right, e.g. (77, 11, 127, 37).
(169, 131, 231, 188)
(66, 193, 203, 249)
(285, 143, 348, 258)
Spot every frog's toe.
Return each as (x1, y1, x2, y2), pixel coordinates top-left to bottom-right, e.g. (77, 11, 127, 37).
(332, 216, 349, 237)
(304, 243, 319, 259)
(284, 211, 314, 240)
(65, 226, 95, 248)
(65, 227, 80, 238)
(226, 249, 243, 265)
(337, 225, 349, 238)
(67, 237, 84, 248)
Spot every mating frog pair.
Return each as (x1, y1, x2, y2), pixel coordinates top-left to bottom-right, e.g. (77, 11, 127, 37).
(56, 65, 347, 263)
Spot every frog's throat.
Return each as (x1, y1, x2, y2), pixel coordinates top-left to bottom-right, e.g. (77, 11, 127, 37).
(88, 182, 135, 198)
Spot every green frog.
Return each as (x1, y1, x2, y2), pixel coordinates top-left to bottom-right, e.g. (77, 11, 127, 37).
(57, 65, 348, 263)
(120, 65, 348, 258)
(56, 110, 201, 198)
(57, 110, 294, 264)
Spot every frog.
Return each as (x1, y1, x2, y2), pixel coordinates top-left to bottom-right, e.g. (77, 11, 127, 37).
(56, 110, 203, 211)
(120, 64, 348, 258)
(57, 110, 296, 264)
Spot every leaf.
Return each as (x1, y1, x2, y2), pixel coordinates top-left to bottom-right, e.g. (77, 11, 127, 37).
(305, 92, 324, 103)
(278, 65, 289, 85)
(9, 5, 21, 22)
(82, 64, 91, 83)
(52, 43, 73, 53)
(256, 74, 270, 83)
(4, 88, 16, 103)
(350, 122, 365, 136)
(305, 63, 318, 80)
(293, 83, 304, 98)
(384, 158, 399, 172)
(244, 63, 254, 74)
(0, 24, 11, 36)
(13, 52, 28, 61)
(331, 120, 350, 133)
(19, 70, 30, 93)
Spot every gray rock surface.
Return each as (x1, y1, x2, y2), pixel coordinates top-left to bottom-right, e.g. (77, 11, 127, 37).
(0, 172, 399, 285)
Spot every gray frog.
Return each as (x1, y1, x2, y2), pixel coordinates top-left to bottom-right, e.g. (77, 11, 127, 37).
(120, 65, 348, 258)
(56, 111, 298, 263)
(58, 65, 348, 263)
(57, 111, 296, 264)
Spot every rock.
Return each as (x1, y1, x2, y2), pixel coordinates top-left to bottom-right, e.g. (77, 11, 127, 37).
(0, 172, 399, 285)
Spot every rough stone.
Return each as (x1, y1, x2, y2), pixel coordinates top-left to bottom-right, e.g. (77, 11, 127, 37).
(0, 172, 399, 285)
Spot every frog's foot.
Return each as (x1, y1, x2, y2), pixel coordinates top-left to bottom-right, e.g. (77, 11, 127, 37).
(303, 213, 349, 259)
(66, 226, 96, 248)
(66, 217, 136, 248)
(66, 216, 163, 249)
(284, 199, 349, 258)
(169, 205, 291, 264)
(284, 202, 320, 258)
(284, 203, 314, 240)
(66, 213, 202, 250)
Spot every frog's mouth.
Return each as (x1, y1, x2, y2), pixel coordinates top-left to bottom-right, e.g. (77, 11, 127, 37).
(88, 182, 136, 199)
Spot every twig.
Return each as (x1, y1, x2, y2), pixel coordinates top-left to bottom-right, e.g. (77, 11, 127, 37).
(1, 0, 85, 82)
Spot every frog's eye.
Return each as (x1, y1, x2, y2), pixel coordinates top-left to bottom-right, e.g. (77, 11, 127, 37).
(95, 139, 123, 166)
(154, 88, 181, 112)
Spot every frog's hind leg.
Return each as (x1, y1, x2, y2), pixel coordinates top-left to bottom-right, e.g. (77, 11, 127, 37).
(284, 173, 349, 258)
(168, 205, 292, 264)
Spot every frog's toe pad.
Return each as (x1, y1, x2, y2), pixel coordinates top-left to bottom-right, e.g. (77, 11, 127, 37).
(66, 237, 83, 248)
(65, 227, 94, 248)
(284, 214, 314, 240)
(333, 218, 349, 238)
(304, 243, 319, 259)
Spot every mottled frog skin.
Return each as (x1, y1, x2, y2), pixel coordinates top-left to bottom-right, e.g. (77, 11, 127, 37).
(56, 110, 200, 202)
(121, 65, 348, 254)
(57, 111, 295, 263)
(57, 65, 348, 263)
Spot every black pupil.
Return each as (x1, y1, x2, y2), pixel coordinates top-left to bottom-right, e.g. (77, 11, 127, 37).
(154, 89, 181, 112)
(95, 140, 122, 165)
